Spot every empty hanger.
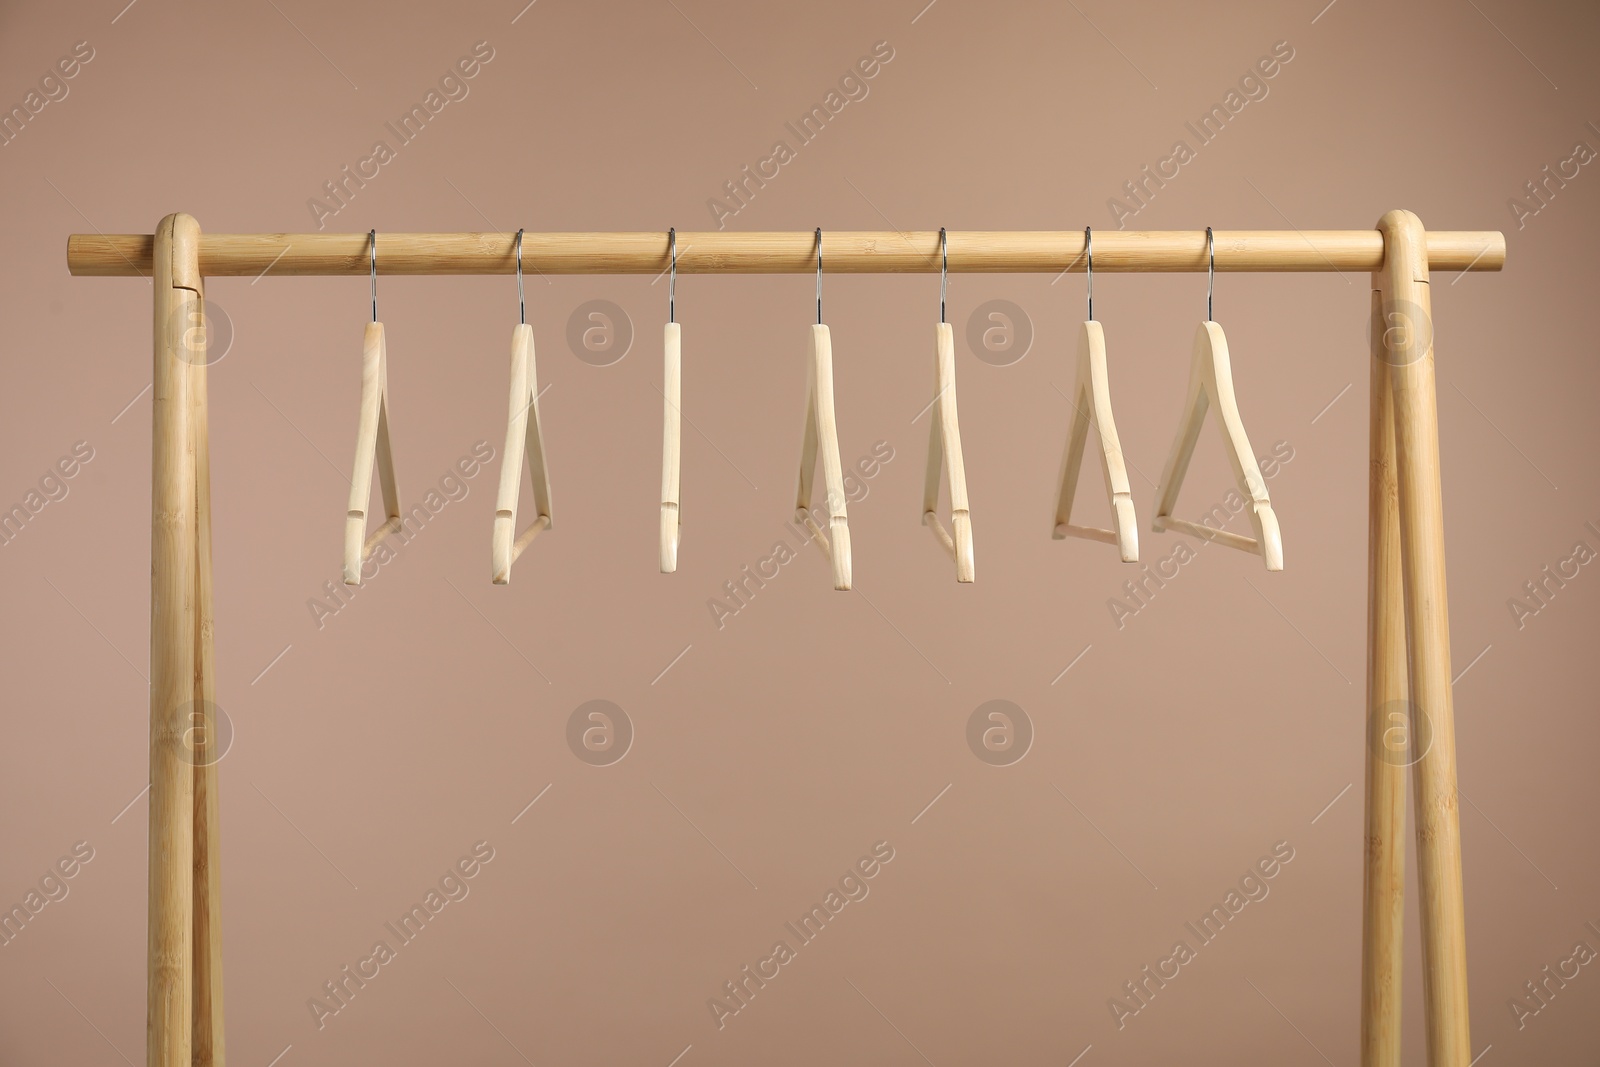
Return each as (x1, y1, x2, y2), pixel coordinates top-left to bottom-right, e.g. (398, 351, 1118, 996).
(492, 229, 554, 584)
(1052, 226, 1139, 562)
(794, 228, 852, 590)
(921, 228, 975, 582)
(344, 230, 403, 585)
(660, 228, 682, 573)
(1150, 227, 1282, 570)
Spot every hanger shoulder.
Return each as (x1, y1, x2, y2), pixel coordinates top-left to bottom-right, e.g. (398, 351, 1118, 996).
(922, 322, 974, 581)
(795, 323, 851, 589)
(492, 323, 552, 584)
(1053, 320, 1138, 561)
(344, 321, 402, 585)
(660, 322, 682, 573)
(1151, 322, 1213, 529)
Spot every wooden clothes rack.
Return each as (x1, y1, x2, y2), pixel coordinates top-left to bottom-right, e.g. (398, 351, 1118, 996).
(65, 213, 1505, 1067)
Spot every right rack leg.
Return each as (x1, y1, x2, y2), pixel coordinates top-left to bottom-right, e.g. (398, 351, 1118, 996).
(1378, 209, 1472, 1065)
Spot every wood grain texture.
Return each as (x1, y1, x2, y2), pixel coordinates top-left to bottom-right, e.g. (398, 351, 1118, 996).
(921, 322, 974, 582)
(1379, 209, 1471, 1066)
(1052, 320, 1138, 561)
(149, 212, 199, 1067)
(66, 229, 1508, 277)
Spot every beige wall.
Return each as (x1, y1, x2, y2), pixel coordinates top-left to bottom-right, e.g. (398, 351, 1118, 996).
(2, 1, 1597, 1064)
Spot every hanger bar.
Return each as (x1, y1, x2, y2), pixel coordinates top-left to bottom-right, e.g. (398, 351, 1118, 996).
(66, 229, 1505, 277)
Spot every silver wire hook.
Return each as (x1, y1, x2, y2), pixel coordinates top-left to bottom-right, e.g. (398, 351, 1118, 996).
(815, 227, 823, 325)
(1206, 226, 1215, 322)
(369, 229, 378, 323)
(939, 227, 948, 325)
(516, 228, 525, 326)
(669, 227, 677, 325)
(1084, 226, 1094, 322)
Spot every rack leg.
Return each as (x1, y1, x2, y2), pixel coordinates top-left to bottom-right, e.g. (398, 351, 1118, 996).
(149, 214, 202, 1067)
(1362, 286, 1408, 1067)
(1378, 210, 1472, 1065)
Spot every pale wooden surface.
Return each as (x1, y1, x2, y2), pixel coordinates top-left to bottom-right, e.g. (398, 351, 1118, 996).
(795, 323, 851, 590)
(660, 322, 682, 573)
(66, 229, 1508, 277)
(1052, 320, 1138, 561)
(1362, 286, 1407, 1067)
(343, 322, 401, 585)
(921, 322, 974, 582)
(493, 322, 554, 584)
(149, 212, 199, 1067)
(1379, 209, 1471, 1066)
(1151, 321, 1282, 570)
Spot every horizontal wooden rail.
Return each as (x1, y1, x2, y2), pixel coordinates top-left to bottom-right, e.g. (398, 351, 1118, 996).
(66, 229, 1506, 278)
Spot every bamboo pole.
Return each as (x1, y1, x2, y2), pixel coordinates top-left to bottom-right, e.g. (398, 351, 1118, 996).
(1361, 286, 1408, 1067)
(1378, 210, 1471, 1065)
(149, 212, 200, 1067)
(65, 229, 1506, 277)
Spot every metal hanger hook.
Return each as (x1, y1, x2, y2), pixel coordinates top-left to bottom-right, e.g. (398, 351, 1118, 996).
(669, 227, 677, 325)
(1084, 226, 1094, 322)
(516, 228, 525, 326)
(815, 227, 823, 325)
(369, 229, 378, 323)
(939, 227, 948, 324)
(1206, 226, 1215, 322)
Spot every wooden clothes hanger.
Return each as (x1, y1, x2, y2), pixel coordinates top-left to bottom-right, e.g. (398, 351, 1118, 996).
(1150, 228, 1283, 570)
(795, 229, 853, 590)
(492, 230, 554, 584)
(660, 228, 682, 573)
(344, 231, 402, 585)
(1052, 227, 1139, 562)
(922, 228, 975, 582)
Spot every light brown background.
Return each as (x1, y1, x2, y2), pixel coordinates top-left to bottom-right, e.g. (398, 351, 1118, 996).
(2, 1, 1597, 1064)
